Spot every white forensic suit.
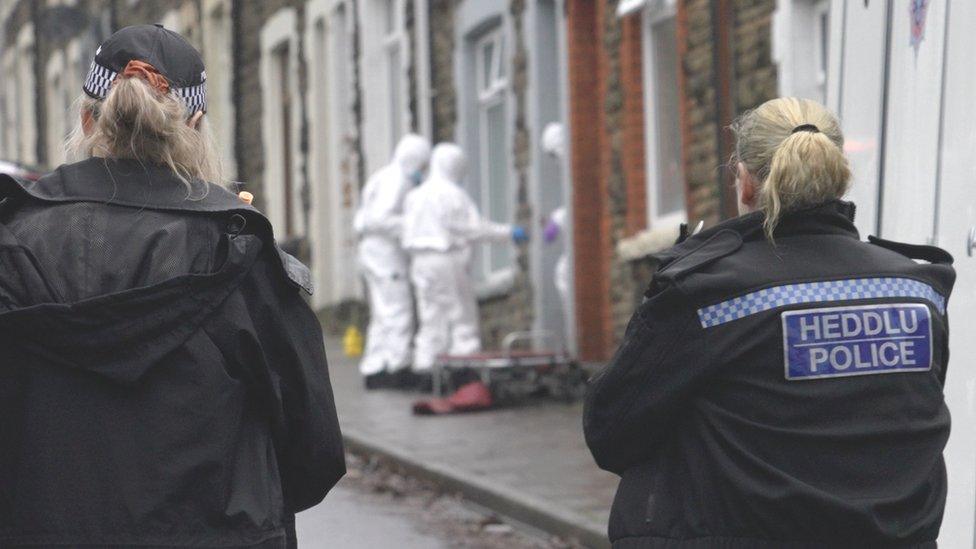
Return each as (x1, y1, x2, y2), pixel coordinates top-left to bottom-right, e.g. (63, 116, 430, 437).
(549, 207, 570, 310)
(402, 143, 516, 371)
(354, 134, 431, 376)
(541, 123, 571, 316)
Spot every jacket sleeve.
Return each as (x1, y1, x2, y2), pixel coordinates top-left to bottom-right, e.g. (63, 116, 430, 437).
(449, 191, 512, 243)
(241, 252, 346, 513)
(583, 287, 709, 475)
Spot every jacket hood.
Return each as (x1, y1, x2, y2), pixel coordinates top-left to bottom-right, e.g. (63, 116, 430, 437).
(428, 142, 467, 183)
(0, 159, 310, 384)
(394, 134, 432, 175)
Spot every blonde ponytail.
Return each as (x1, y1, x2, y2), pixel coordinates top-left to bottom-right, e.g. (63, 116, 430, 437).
(67, 77, 223, 193)
(730, 97, 851, 240)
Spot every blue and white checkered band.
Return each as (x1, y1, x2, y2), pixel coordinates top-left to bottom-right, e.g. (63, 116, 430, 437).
(697, 277, 947, 328)
(82, 60, 118, 100)
(174, 81, 207, 114)
(82, 61, 208, 114)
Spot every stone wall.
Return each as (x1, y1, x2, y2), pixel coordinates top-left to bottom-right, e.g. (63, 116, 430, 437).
(428, 0, 456, 143)
(679, 0, 722, 226)
(732, 0, 777, 114)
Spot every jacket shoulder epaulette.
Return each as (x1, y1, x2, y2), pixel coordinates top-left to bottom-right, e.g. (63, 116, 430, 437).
(867, 235, 953, 265)
(644, 230, 742, 299)
(277, 247, 314, 296)
(656, 230, 743, 283)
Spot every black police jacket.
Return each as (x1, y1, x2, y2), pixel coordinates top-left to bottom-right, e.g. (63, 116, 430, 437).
(584, 201, 954, 548)
(0, 158, 345, 548)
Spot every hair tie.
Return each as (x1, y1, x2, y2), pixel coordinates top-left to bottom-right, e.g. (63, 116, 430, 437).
(115, 60, 171, 95)
(791, 124, 820, 134)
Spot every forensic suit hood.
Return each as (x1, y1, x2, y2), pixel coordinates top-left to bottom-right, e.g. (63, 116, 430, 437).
(0, 159, 344, 549)
(394, 133, 432, 176)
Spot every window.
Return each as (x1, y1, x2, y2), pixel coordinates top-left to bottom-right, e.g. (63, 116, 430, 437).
(642, 8, 685, 226)
(16, 25, 37, 166)
(359, 0, 408, 171)
(306, 1, 361, 307)
(476, 28, 512, 277)
(260, 8, 304, 239)
(275, 44, 296, 237)
(45, 53, 66, 166)
(2, 51, 17, 160)
(202, 0, 236, 176)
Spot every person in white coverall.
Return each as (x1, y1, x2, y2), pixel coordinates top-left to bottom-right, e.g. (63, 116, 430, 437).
(402, 143, 529, 387)
(354, 134, 431, 389)
(541, 122, 570, 315)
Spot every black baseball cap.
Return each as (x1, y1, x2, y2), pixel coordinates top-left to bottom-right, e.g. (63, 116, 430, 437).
(82, 24, 207, 114)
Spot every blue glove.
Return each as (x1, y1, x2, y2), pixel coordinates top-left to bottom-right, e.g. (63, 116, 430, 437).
(512, 226, 529, 244)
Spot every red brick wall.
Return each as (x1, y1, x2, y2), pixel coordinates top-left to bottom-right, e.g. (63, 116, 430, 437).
(567, 0, 610, 362)
(620, 15, 647, 237)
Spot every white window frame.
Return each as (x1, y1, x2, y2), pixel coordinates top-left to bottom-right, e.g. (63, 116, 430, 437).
(260, 8, 305, 239)
(475, 26, 515, 288)
(383, 0, 406, 151)
(813, 0, 830, 92)
(16, 23, 37, 166)
(304, 0, 362, 308)
(641, 4, 686, 229)
(45, 50, 67, 167)
(1, 49, 14, 160)
(202, 0, 236, 178)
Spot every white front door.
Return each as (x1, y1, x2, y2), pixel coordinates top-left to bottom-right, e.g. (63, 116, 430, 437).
(879, 0, 947, 243)
(831, 1, 976, 545)
(829, 0, 888, 236)
(934, 0, 976, 546)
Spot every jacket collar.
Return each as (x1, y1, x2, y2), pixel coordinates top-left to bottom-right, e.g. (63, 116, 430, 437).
(3, 157, 256, 215)
(0, 158, 315, 296)
(656, 200, 859, 264)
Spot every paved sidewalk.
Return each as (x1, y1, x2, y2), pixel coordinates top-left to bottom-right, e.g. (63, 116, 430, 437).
(325, 338, 617, 548)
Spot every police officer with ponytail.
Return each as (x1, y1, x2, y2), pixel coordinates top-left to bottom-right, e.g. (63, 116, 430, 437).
(584, 98, 954, 548)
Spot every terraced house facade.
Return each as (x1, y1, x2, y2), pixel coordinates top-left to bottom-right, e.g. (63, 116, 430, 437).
(2, 0, 810, 362)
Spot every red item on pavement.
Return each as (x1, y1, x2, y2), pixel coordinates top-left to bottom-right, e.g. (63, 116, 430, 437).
(412, 381, 494, 415)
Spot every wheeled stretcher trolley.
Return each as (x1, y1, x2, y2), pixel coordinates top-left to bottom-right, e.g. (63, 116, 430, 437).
(431, 331, 588, 402)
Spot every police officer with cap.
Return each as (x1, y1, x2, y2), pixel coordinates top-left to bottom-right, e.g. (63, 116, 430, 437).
(584, 97, 954, 548)
(0, 25, 343, 548)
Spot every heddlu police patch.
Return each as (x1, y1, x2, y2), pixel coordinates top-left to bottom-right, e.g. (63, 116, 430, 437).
(782, 303, 932, 380)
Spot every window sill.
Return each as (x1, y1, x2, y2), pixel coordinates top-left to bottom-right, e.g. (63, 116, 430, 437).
(617, 224, 681, 262)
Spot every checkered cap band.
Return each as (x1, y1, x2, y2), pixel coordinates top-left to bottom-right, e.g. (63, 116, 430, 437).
(697, 277, 947, 328)
(82, 60, 118, 100)
(83, 60, 207, 114)
(174, 81, 207, 114)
